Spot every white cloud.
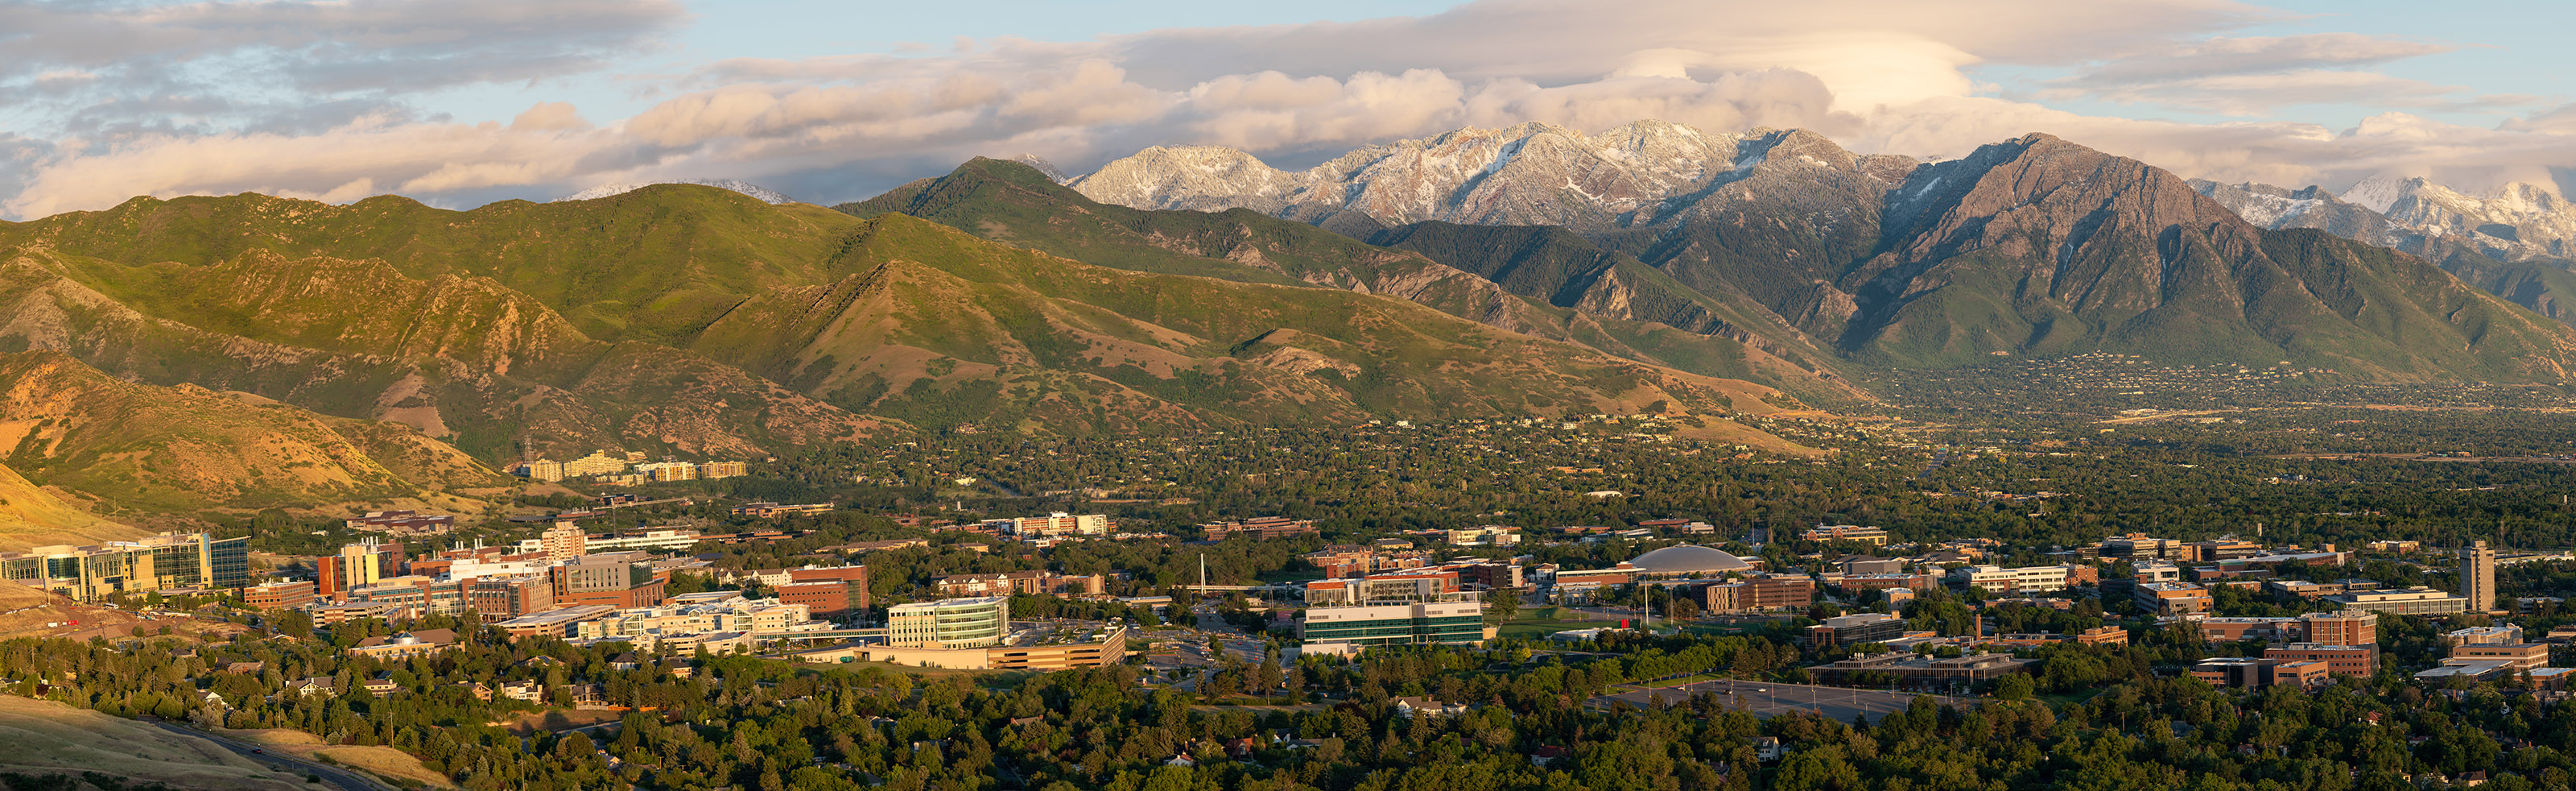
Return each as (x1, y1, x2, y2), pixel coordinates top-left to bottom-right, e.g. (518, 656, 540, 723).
(2, 108, 613, 217)
(0, 0, 2570, 217)
(2062, 33, 2452, 86)
(0, 0, 681, 145)
(2041, 33, 2521, 117)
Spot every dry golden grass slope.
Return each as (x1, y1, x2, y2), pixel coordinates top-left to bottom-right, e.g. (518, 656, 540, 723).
(0, 579, 140, 639)
(0, 695, 303, 790)
(225, 728, 459, 790)
(0, 349, 515, 522)
(0, 459, 142, 551)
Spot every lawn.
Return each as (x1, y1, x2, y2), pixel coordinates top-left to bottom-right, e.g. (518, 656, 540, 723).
(1495, 607, 1623, 640)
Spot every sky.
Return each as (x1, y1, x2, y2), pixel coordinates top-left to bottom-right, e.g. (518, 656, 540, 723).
(0, 0, 2570, 219)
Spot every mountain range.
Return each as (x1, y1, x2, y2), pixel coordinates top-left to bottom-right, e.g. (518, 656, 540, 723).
(2191, 177, 2576, 325)
(2, 118, 2574, 528)
(1072, 121, 2576, 378)
(0, 178, 1810, 525)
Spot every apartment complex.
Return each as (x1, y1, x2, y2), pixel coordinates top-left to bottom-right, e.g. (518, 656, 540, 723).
(1440, 525, 1523, 546)
(0, 532, 251, 601)
(732, 502, 836, 519)
(346, 628, 460, 661)
(1005, 513, 1110, 538)
(539, 521, 587, 561)
(1302, 545, 1382, 578)
(1200, 516, 1320, 541)
(887, 597, 1010, 648)
(934, 569, 1100, 598)
(513, 452, 746, 483)
(343, 510, 457, 535)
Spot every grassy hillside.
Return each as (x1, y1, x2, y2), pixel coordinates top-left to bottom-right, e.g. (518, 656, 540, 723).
(1835, 135, 2576, 379)
(1370, 221, 1864, 401)
(841, 160, 1859, 403)
(695, 214, 1804, 446)
(0, 461, 142, 550)
(6, 186, 865, 346)
(2433, 248, 2576, 326)
(0, 350, 514, 520)
(0, 182, 1814, 466)
(0, 248, 902, 462)
(837, 159, 1571, 334)
(0, 696, 306, 790)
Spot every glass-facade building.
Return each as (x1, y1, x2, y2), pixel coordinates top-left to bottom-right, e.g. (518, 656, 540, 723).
(1298, 601, 1487, 648)
(888, 596, 1010, 648)
(0, 532, 250, 600)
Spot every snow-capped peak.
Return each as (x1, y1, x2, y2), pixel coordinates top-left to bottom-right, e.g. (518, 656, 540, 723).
(2339, 174, 2417, 214)
(1067, 119, 1893, 233)
(557, 179, 794, 204)
(1012, 155, 1071, 184)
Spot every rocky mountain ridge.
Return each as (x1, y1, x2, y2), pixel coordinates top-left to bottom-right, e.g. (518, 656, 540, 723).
(2195, 176, 2576, 265)
(1067, 122, 2576, 379)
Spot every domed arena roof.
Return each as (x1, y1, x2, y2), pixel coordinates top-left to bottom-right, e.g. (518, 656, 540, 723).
(1629, 545, 1754, 575)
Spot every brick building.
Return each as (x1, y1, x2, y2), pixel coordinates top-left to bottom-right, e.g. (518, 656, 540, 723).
(2263, 643, 2378, 677)
(779, 565, 873, 620)
(1698, 576, 1815, 612)
(242, 580, 317, 610)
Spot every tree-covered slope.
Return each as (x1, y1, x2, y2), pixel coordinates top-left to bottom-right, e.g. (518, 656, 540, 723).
(693, 214, 1806, 446)
(0, 248, 902, 462)
(1367, 221, 1859, 397)
(840, 159, 1858, 402)
(0, 183, 1813, 465)
(1836, 134, 2576, 380)
(2, 186, 866, 346)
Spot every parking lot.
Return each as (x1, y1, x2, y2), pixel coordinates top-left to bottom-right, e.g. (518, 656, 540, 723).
(1591, 678, 1955, 723)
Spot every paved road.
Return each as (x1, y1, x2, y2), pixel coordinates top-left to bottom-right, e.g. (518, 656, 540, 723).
(152, 722, 394, 791)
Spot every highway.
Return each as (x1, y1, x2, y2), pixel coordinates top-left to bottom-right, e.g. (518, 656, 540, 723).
(151, 721, 395, 791)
